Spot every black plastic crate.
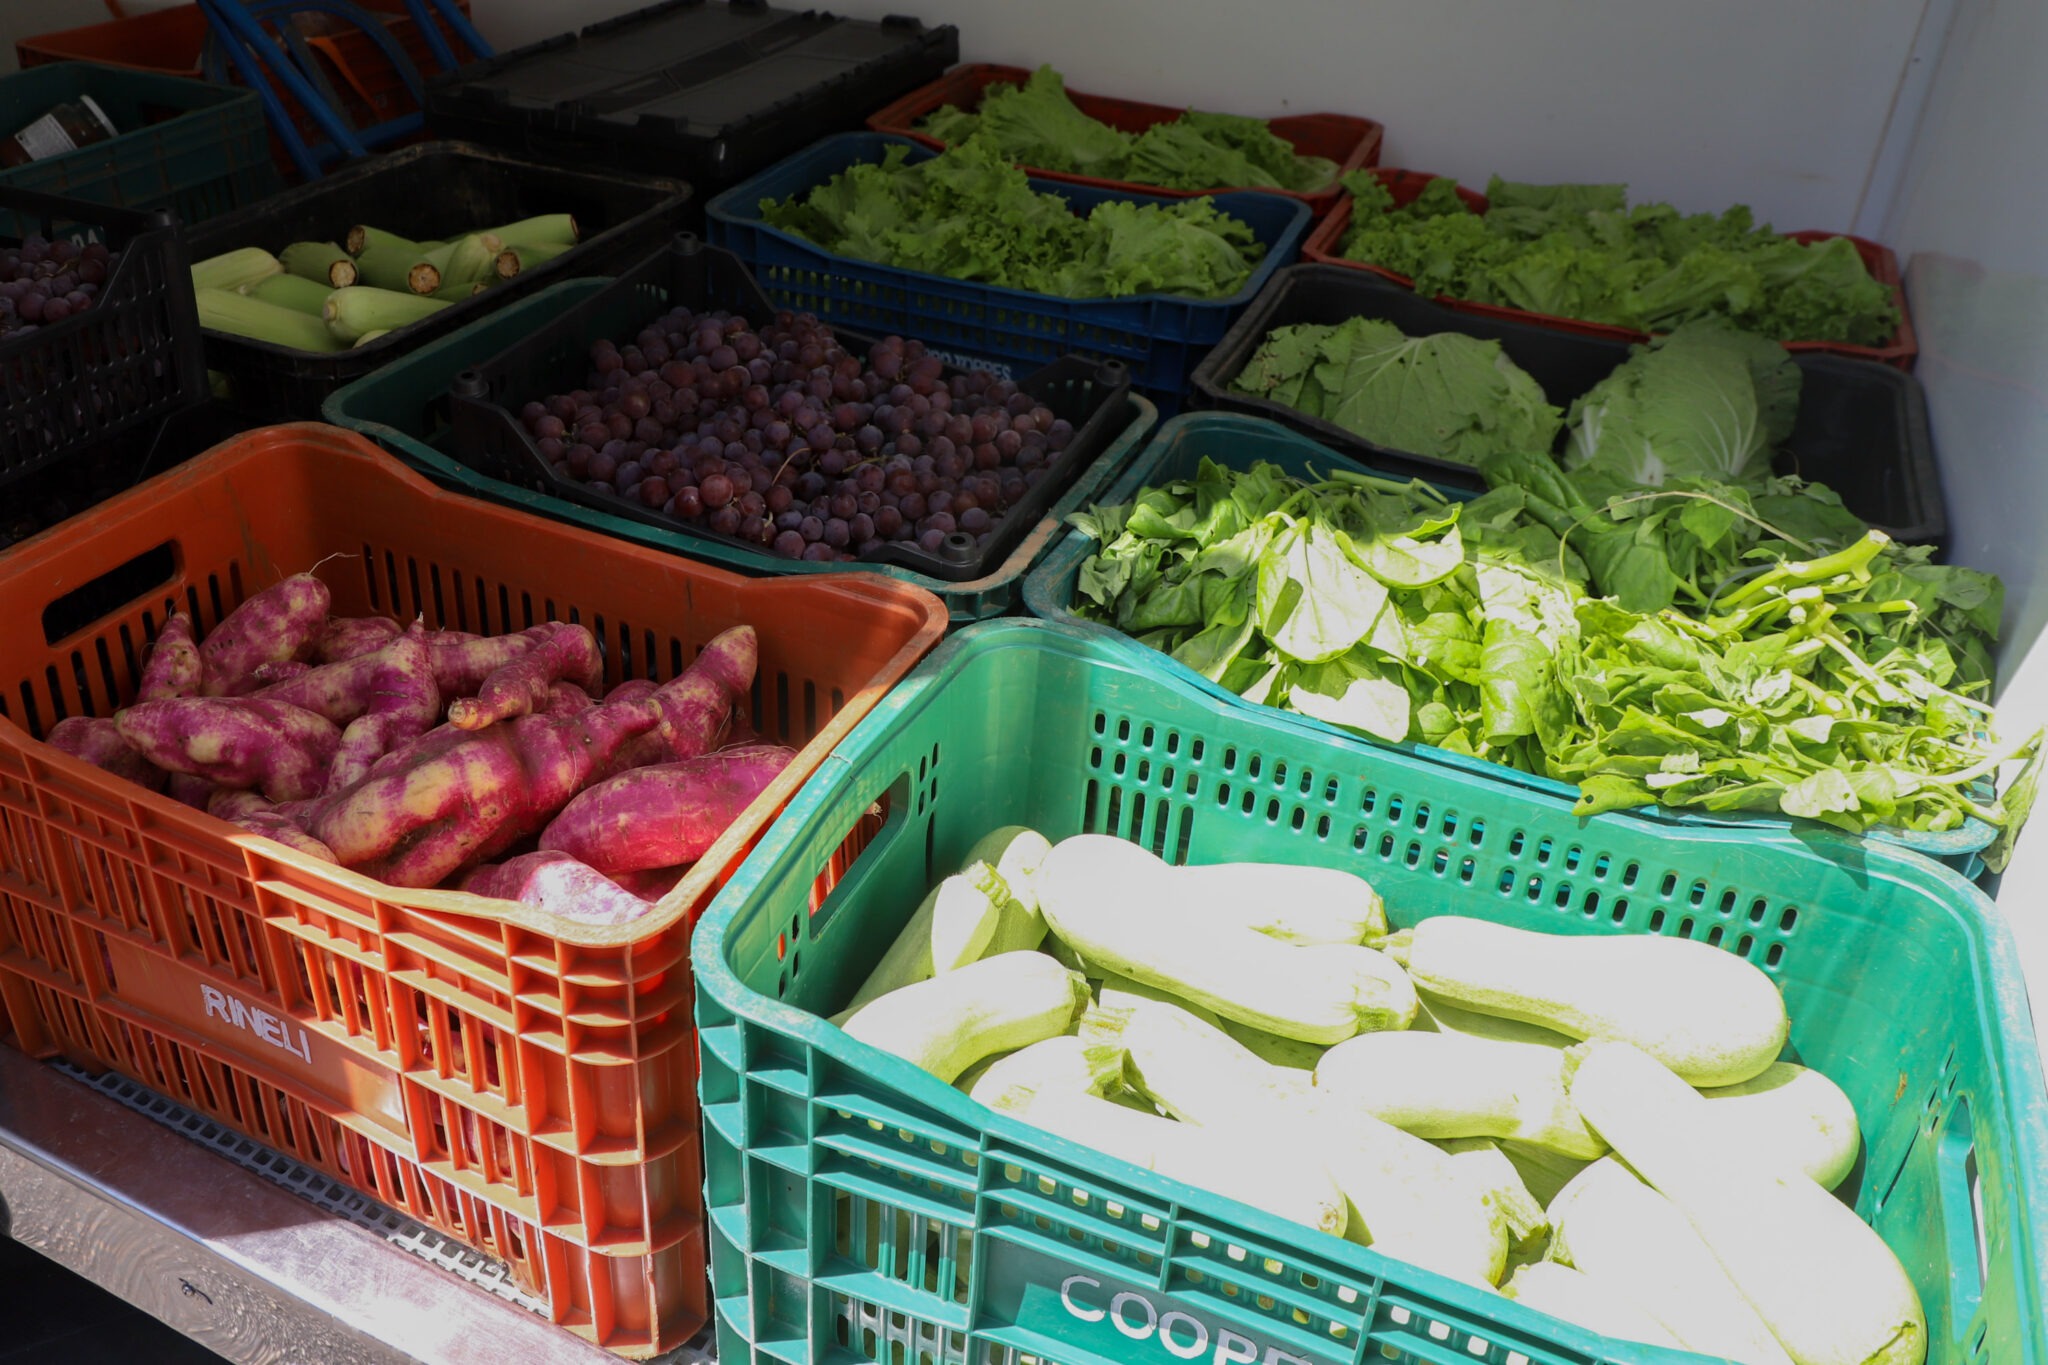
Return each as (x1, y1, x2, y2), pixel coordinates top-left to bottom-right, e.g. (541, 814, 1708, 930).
(444, 235, 1136, 582)
(183, 140, 692, 421)
(1, 400, 242, 553)
(1191, 264, 1948, 551)
(423, 0, 957, 198)
(0, 185, 206, 490)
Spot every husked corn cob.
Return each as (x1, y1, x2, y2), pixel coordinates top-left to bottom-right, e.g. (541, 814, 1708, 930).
(501, 240, 572, 274)
(488, 213, 578, 250)
(345, 225, 430, 258)
(190, 246, 282, 293)
(197, 287, 344, 352)
(322, 286, 448, 342)
(248, 272, 332, 314)
(280, 241, 357, 288)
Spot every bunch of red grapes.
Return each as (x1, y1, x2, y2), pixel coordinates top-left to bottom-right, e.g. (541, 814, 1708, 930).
(519, 306, 1076, 562)
(0, 235, 114, 340)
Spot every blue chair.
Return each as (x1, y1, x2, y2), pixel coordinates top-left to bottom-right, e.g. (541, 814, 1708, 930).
(195, 0, 491, 181)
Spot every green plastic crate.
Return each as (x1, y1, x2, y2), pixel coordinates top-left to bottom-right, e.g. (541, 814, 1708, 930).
(1021, 411, 1999, 879)
(694, 618, 2048, 1365)
(322, 276, 1157, 622)
(0, 62, 278, 232)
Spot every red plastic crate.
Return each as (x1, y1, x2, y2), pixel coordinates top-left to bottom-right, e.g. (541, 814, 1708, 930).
(866, 62, 1380, 213)
(1302, 168, 1917, 369)
(16, 2, 473, 180)
(0, 422, 946, 1357)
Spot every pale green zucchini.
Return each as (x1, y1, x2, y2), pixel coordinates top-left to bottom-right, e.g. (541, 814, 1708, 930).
(1567, 1041, 1926, 1365)
(1396, 916, 1789, 1086)
(840, 951, 1088, 1084)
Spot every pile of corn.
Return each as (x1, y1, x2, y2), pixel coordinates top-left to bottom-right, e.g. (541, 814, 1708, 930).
(190, 213, 578, 352)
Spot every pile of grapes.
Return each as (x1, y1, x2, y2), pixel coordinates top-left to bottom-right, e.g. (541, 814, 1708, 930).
(518, 307, 1078, 563)
(0, 235, 116, 340)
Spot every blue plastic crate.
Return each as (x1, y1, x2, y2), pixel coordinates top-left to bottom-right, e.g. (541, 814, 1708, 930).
(1022, 411, 2000, 878)
(703, 131, 1311, 412)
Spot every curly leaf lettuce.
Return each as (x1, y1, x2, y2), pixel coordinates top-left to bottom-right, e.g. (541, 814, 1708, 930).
(917, 65, 1336, 193)
(1334, 171, 1900, 345)
(761, 143, 1262, 300)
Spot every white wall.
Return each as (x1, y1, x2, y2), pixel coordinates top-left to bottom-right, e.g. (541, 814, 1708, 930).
(477, 0, 1932, 233)
(1880, 0, 2048, 1030)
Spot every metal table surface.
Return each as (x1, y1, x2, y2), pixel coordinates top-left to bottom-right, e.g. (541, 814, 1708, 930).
(0, 1047, 713, 1365)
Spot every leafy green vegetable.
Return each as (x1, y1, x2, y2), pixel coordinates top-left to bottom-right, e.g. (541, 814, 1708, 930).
(1564, 320, 1801, 484)
(1069, 454, 2037, 841)
(1229, 317, 1562, 466)
(1335, 171, 1900, 346)
(761, 142, 1263, 300)
(917, 66, 1337, 193)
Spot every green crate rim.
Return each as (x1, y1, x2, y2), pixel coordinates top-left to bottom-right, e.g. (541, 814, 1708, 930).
(1021, 410, 2001, 869)
(322, 276, 1160, 622)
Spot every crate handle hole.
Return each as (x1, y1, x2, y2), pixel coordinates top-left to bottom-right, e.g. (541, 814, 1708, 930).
(42, 541, 180, 648)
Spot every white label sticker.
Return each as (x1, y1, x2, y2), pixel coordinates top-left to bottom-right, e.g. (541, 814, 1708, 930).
(11, 114, 78, 163)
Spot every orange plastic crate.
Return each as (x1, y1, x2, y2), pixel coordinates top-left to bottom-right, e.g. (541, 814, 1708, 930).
(0, 422, 946, 1356)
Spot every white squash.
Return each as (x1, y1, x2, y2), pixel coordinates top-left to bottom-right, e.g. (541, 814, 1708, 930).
(1567, 1041, 1926, 1365)
(1548, 1157, 1794, 1365)
(840, 951, 1088, 1083)
(1398, 916, 1788, 1086)
(1039, 834, 1416, 1043)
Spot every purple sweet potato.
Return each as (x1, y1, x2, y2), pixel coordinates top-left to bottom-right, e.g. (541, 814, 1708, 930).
(593, 625, 758, 780)
(206, 788, 336, 861)
(200, 573, 331, 696)
(447, 622, 603, 731)
(48, 716, 167, 791)
(261, 626, 440, 790)
(136, 613, 202, 703)
(546, 681, 595, 717)
(260, 624, 436, 723)
(311, 691, 662, 888)
(460, 850, 653, 926)
(251, 659, 312, 687)
(117, 697, 341, 802)
(236, 812, 337, 861)
(611, 864, 690, 901)
(314, 615, 402, 664)
(539, 743, 795, 876)
(604, 679, 659, 706)
(427, 629, 536, 703)
(167, 773, 216, 809)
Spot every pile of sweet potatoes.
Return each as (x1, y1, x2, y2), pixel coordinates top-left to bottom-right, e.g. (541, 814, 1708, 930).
(48, 571, 794, 926)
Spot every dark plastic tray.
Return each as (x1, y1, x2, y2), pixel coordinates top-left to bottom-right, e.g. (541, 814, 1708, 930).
(183, 140, 692, 421)
(445, 236, 1137, 583)
(1192, 264, 1948, 552)
(1, 400, 243, 555)
(0, 185, 207, 489)
(424, 0, 957, 197)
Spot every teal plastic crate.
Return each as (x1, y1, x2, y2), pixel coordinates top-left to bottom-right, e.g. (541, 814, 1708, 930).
(1022, 411, 2000, 878)
(694, 618, 2048, 1365)
(323, 275, 1157, 622)
(0, 62, 278, 231)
